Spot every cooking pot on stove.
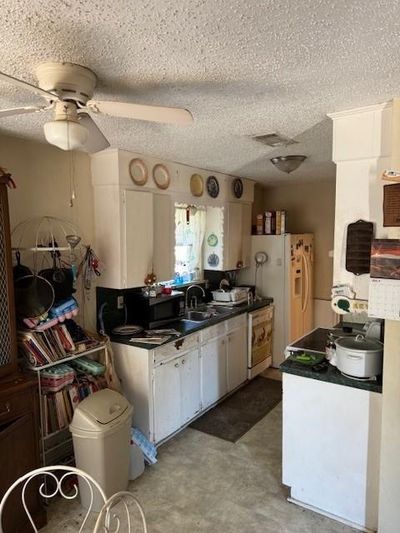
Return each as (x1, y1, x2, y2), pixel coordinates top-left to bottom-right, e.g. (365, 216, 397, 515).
(335, 334, 383, 378)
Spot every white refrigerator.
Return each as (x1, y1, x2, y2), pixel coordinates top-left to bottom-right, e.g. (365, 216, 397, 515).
(238, 234, 314, 367)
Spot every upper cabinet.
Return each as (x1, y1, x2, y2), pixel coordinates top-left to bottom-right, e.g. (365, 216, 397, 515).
(93, 187, 174, 288)
(204, 202, 252, 271)
(91, 149, 254, 288)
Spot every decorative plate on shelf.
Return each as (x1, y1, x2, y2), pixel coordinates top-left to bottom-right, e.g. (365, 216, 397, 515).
(207, 233, 218, 247)
(206, 176, 219, 198)
(207, 253, 220, 267)
(129, 158, 148, 186)
(190, 173, 204, 197)
(232, 178, 243, 198)
(152, 164, 170, 189)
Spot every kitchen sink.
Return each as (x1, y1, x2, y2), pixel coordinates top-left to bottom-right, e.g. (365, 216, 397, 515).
(184, 310, 211, 322)
(207, 306, 233, 315)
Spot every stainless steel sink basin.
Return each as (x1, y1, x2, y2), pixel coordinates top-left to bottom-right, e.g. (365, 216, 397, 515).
(207, 306, 232, 315)
(185, 310, 211, 322)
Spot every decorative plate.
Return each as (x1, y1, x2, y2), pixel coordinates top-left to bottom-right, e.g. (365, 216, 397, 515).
(207, 233, 218, 247)
(232, 178, 243, 199)
(129, 158, 148, 186)
(152, 164, 170, 190)
(190, 173, 204, 197)
(207, 253, 220, 267)
(206, 176, 219, 198)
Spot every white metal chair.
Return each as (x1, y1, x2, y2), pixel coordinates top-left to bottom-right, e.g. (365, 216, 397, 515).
(0, 466, 147, 533)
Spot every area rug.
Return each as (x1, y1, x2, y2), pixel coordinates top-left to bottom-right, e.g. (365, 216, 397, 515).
(190, 376, 282, 442)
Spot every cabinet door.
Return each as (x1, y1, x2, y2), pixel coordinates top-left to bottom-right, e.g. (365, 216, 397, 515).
(180, 348, 201, 423)
(241, 203, 252, 268)
(153, 359, 181, 442)
(201, 337, 227, 409)
(124, 189, 154, 287)
(153, 194, 174, 282)
(227, 327, 248, 392)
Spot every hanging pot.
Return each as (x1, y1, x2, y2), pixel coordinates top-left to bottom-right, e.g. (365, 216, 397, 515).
(39, 248, 75, 303)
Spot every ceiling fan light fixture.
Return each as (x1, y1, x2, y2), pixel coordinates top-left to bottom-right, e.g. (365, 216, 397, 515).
(44, 119, 88, 151)
(270, 155, 307, 174)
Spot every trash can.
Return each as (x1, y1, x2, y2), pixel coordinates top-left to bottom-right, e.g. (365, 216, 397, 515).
(69, 389, 133, 511)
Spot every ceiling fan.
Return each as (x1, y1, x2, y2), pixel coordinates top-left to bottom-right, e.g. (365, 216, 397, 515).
(0, 62, 193, 152)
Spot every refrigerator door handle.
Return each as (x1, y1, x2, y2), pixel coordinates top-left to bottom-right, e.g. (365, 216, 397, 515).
(301, 253, 310, 313)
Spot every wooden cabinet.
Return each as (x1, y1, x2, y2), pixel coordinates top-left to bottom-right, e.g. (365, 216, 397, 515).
(0, 181, 17, 378)
(153, 347, 201, 442)
(94, 188, 174, 288)
(0, 375, 46, 532)
(200, 337, 227, 409)
(204, 202, 252, 271)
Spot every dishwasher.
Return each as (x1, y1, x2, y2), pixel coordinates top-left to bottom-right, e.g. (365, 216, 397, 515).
(248, 305, 274, 378)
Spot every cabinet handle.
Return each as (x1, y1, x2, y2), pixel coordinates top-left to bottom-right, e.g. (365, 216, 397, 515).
(181, 359, 185, 365)
(0, 402, 11, 416)
(174, 362, 180, 368)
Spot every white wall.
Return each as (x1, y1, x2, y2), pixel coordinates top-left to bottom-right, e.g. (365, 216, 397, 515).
(0, 134, 96, 328)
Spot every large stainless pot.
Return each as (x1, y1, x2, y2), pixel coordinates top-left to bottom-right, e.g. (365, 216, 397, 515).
(335, 334, 383, 378)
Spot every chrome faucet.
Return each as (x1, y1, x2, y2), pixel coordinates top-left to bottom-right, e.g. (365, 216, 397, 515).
(185, 284, 206, 310)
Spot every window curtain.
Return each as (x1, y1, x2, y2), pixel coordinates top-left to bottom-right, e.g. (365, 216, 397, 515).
(175, 205, 206, 275)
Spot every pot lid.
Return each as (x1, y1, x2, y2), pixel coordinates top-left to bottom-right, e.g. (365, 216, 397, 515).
(336, 334, 382, 352)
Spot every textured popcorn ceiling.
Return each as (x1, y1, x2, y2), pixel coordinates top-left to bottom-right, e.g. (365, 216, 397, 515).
(0, 0, 399, 183)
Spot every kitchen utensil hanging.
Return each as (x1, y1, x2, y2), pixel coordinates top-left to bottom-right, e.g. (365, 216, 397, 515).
(14, 274, 54, 319)
(345, 220, 374, 275)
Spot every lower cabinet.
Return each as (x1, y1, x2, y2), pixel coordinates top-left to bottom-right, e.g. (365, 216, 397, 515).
(200, 337, 227, 410)
(153, 347, 201, 443)
(227, 327, 248, 392)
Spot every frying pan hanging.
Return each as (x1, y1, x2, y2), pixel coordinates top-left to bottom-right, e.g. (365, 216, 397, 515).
(13, 251, 32, 281)
(14, 274, 55, 319)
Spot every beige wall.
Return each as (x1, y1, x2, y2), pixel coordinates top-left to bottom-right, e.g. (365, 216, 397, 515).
(0, 134, 96, 328)
(253, 179, 336, 300)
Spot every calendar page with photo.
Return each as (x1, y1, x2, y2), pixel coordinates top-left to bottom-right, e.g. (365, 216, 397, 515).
(369, 239, 400, 320)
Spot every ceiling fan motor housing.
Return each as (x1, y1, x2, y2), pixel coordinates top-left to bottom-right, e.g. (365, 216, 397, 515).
(35, 62, 97, 105)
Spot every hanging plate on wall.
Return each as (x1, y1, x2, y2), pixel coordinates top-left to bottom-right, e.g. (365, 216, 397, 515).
(232, 178, 243, 199)
(190, 173, 204, 197)
(207, 233, 218, 247)
(206, 176, 219, 198)
(129, 158, 148, 186)
(207, 253, 220, 267)
(152, 164, 171, 190)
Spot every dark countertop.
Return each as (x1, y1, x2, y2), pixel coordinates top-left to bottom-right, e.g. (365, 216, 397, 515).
(110, 298, 273, 350)
(280, 357, 382, 394)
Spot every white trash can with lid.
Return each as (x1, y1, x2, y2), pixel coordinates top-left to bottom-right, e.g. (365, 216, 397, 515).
(69, 389, 133, 511)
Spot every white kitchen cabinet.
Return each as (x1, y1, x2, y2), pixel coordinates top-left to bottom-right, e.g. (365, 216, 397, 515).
(282, 373, 381, 531)
(227, 327, 248, 392)
(180, 348, 202, 423)
(93, 187, 174, 288)
(200, 337, 228, 409)
(153, 356, 182, 443)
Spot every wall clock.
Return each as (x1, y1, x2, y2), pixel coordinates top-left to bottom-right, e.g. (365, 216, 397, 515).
(152, 164, 170, 190)
(129, 158, 148, 186)
(232, 178, 243, 199)
(206, 176, 219, 198)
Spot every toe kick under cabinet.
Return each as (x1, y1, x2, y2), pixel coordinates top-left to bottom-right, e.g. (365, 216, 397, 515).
(112, 314, 247, 444)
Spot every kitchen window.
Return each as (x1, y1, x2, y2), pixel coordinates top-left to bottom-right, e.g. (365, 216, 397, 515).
(174, 204, 206, 283)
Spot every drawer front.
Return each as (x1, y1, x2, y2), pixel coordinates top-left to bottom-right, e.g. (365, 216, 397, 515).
(200, 322, 226, 344)
(226, 313, 247, 332)
(154, 333, 199, 364)
(0, 388, 33, 422)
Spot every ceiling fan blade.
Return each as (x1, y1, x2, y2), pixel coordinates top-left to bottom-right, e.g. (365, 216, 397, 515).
(0, 71, 60, 100)
(0, 105, 51, 118)
(86, 100, 193, 125)
(78, 112, 110, 153)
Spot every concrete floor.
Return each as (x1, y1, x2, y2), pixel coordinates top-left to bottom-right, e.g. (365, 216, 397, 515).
(42, 403, 357, 532)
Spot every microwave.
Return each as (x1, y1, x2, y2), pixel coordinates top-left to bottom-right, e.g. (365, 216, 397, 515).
(128, 290, 185, 329)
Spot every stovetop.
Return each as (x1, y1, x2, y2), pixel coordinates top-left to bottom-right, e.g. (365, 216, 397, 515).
(289, 326, 365, 354)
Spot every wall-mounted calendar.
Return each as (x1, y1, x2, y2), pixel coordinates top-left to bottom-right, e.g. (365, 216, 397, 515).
(368, 239, 400, 320)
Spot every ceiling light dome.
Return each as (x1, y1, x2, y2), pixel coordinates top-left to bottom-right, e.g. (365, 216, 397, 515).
(270, 155, 307, 174)
(44, 119, 88, 151)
